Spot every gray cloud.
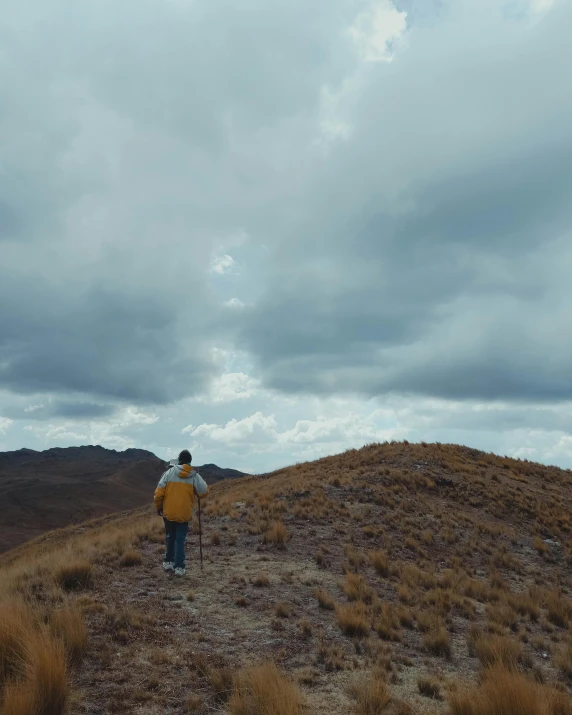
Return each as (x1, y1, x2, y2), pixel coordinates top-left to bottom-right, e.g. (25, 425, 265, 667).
(1, 0, 571, 429)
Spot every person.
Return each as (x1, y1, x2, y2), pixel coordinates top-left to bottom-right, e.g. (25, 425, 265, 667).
(154, 449, 208, 576)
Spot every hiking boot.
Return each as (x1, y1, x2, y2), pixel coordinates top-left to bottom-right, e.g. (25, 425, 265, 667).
(163, 561, 174, 571)
(174, 567, 186, 577)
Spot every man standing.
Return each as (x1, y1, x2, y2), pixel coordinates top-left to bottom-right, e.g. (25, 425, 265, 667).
(154, 450, 208, 576)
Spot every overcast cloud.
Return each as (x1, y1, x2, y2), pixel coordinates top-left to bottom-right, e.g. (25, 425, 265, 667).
(1, 0, 572, 473)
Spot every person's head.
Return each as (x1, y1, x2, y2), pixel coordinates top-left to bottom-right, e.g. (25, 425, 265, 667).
(178, 449, 192, 465)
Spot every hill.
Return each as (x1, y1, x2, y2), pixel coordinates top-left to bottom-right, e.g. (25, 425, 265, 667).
(0, 445, 247, 553)
(0, 441, 571, 714)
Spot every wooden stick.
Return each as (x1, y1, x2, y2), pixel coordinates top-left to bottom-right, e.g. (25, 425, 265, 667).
(198, 495, 203, 569)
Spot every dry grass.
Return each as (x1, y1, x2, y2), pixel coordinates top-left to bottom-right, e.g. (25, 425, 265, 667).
(263, 522, 288, 548)
(448, 665, 571, 715)
(546, 592, 572, 629)
(49, 607, 87, 666)
(252, 573, 270, 587)
(470, 632, 524, 669)
(336, 603, 370, 637)
(369, 551, 389, 577)
(422, 621, 451, 659)
(347, 671, 391, 714)
(53, 559, 92, 591)
(418, 675, 441, 700)
(342, 573, 374, 603)
(229, 662, 303, 715)
(313, 588, 335, 610)
(119, 549, 142, 567)
(2, 627, 68, 715)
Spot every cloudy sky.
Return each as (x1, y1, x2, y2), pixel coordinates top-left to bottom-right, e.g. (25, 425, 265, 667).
(1, 0, 572, 473)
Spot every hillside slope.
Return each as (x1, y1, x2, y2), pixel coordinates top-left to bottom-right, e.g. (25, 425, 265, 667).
(1, 441, 571, 714)
(0, 446, 246, 552)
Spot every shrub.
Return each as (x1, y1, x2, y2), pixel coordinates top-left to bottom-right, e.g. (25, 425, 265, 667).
(229, 662, 303, 715)
(54, 560, 92, 591)
(336, 603, 370, 638)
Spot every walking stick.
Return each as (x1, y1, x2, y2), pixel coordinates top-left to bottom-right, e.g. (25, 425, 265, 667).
(198, 495, 203, 570)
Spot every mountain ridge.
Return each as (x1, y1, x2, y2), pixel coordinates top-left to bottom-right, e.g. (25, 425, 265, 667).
(0, 444, 247, 552)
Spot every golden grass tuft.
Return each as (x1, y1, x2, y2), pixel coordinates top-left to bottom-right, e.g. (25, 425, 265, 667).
(347, 671, 391, 714)
(229, 662, 303, 715)
(54, 559, 92, 591)
(369, 551, 389, 577)
(263, 521, 289, 548)
(313, 588, 335, 610)
(470, 632, 523, 669)
(342, 573, 374, 603)
(49, 607, 87, 666)
(119, 549, 142, 567)
(336, 602, 370, 638)
(448, 665, 572, 715)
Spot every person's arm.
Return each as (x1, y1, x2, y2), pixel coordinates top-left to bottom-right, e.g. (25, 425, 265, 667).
(154, 469, 171, 515)
(192, 470, 209, 499)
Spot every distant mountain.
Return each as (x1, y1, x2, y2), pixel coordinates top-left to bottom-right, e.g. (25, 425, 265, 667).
(0, 445, 247, 553)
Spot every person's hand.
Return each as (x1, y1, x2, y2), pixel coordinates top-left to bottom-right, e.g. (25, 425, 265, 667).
(157, 508, 163, 517)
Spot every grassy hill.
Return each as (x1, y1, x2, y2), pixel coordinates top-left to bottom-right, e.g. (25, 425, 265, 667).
(1, 441, 572, 714)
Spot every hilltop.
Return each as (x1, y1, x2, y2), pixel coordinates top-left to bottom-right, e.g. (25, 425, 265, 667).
(0, 441, 571, 714)
(0, 445, 247, 552)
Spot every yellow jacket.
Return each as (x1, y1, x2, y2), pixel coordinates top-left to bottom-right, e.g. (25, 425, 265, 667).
(154, 463, 208, 523)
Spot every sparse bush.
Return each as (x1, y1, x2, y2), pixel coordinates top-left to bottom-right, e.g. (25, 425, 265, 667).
(229, 662, 303, 715)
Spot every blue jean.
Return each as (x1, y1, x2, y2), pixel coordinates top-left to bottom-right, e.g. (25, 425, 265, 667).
(164, 518, 189, 569)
